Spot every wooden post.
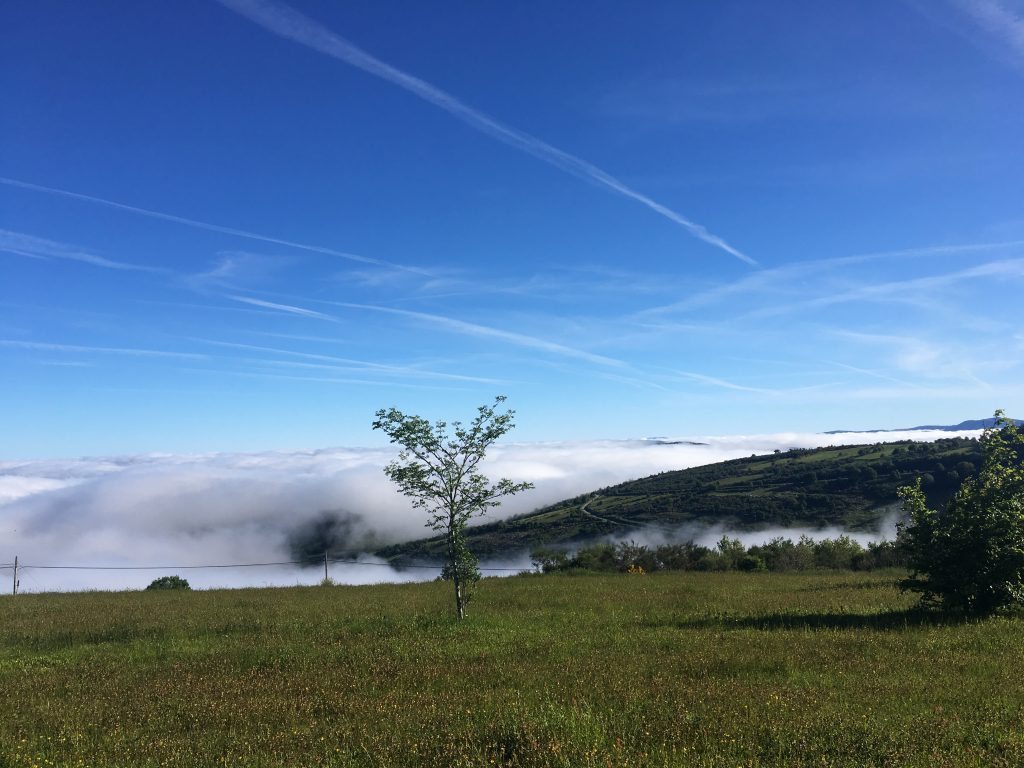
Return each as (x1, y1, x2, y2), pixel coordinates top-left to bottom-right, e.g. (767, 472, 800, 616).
(12, 556, 17, 596)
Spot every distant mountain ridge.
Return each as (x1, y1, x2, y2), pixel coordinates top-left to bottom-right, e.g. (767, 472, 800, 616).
(825, 417, 1021, 435)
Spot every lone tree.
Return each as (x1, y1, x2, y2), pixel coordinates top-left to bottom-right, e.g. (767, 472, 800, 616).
(898, 410, 1024, 615)
(372, 396, 533, 620)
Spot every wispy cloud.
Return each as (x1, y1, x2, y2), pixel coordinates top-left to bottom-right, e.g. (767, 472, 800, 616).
(0, 340, 208, 360)
(665, 370, 837, 396)
(225, 292, 627, 368)
(249, 358, 504, 385)
(0, 177, 427, 274)
(827, 361, 923, 389)
(739, 257, 1024, 321)
(948, 0, 1024, 73)
(639, 239, 1024, 316)
(852, 238, 1024, 259)
(226, 295, 342, 322)
(381, 264, 684, 306)
(331, 301, 628, 368)
(195, 368, 474, 392)
(188, 250, 290, 289)
(672, 371, 775, 394)
(830, 330, 998, 388)
(0, 229, 159, 272)
(213, 0, 753, 266)
(193, 336, 504, 385)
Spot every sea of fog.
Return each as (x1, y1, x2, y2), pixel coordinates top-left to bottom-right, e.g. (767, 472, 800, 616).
(0, 429, 978, 592)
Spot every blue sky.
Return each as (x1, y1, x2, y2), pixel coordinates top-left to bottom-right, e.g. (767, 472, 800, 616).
(2, 0, 1023, 458)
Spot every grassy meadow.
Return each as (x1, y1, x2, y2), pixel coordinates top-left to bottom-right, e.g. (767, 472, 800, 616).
(1, 571, 1022, 767)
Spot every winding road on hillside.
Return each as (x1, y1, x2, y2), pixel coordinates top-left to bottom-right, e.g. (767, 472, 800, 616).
(578, 496, 682, 536)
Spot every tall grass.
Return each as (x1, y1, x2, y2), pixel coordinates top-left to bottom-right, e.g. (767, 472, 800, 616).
(1, 571, 1021, 766)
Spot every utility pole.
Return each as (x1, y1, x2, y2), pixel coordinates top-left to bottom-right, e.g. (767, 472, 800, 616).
(12, 556, 18, 596)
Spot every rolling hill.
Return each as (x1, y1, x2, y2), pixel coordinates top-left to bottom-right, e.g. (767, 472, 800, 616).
(825, 417, 1020, 434)
(376, 436, 984, 564)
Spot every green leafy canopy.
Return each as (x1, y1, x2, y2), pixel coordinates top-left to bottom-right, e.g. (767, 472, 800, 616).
(898, 410, 1024, 615)
(372, 396, 533, 619)
(372, 396, 533, 532)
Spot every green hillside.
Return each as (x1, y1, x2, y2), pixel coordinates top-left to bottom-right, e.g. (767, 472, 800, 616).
(377, 437, 983, 563)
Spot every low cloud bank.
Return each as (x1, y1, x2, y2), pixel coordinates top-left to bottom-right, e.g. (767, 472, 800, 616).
(597, 509, 905, 553)
(0, 430, 974, 591)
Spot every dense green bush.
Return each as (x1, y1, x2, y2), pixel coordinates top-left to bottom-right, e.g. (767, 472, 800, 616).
(899, 412, 1024, 615)
(145, 575, 191, 591)
(531, 533, 904, 575)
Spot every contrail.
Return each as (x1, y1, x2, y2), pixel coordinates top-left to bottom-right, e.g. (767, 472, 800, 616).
(331, 301, 628, 368)
(226, 295, 341, 322)
(0, 228, 160, 273)
(213, 0, 755, 266)
(674, 371, 774, 394)
(0, 177, 428, 274)
(227, 293, 626, 367)
(0, 339, 208, 360)
(190, 336, 505, 384)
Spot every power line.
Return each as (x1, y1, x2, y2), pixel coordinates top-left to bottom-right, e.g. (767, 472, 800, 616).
(23, 561, 304, 571)
(13, 558, 524, 573)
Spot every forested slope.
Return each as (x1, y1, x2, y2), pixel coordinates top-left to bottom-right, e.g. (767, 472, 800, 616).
(377, 437, 982, 562)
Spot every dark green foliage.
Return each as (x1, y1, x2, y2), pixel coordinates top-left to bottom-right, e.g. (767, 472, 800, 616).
(439, 532, 481, 592)
(713, 535, 747, 570)
(382, 437, 983, 562)
(531, 535, 904, 574)
(812, 535, 863, 570)
(572, 542, 618, 571)
(372, 396, 533, 620)
(899, 412, 1024, 615)
(749, 536, 816, 571)
(145, 575, 191, 591)
(737, 553, 767, 572)
(529, 546, 570, 572)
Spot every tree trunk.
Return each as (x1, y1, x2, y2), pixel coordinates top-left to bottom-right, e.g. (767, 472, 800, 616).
(448, 529, 465, 621)
(453, 572, 465, 621)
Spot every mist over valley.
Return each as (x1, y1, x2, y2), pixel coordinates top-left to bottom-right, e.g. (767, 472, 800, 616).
(1, 427, 983, 591)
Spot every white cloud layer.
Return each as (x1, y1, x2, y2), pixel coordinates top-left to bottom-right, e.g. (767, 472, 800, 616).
(0, 430, 976, 592)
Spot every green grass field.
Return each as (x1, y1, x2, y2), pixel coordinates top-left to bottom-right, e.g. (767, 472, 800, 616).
(1, 572, 1022, 767)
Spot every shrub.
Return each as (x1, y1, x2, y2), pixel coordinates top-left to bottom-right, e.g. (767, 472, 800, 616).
(530, 547, 570, 573)
(812, 535, 864, 570)
(898, 411, 1024, 615)
(145, 575, 191, 591)
(737, 554, 766, 572)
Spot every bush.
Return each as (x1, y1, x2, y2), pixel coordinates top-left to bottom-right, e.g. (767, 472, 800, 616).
(737, 554, 766, 572)
(750, 536, 814, 571)
(898, 411, 1024, 615)
(812, 535, 864, 570)
(530, 547, 570, 573)
(145, 575, 191, 591)
(573, 543, 617, 571)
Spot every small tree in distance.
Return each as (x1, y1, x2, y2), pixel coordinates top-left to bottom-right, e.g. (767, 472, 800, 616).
(372, 396, 533, 620)
(898, 410, 1024, 615)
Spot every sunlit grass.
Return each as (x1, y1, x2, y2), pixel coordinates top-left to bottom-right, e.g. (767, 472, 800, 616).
(1, 571, 1021, 766)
